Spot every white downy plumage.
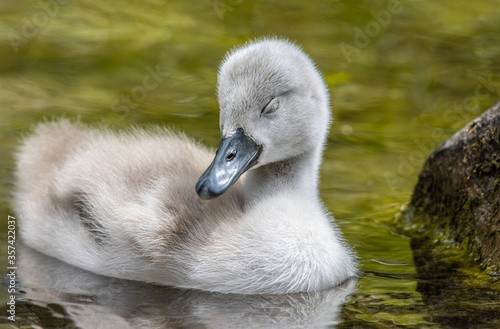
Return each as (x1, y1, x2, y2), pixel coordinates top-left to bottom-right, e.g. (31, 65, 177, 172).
(15, 38, 357, 294)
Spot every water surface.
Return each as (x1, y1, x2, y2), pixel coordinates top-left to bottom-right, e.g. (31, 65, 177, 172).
(1, 0, 499, 327)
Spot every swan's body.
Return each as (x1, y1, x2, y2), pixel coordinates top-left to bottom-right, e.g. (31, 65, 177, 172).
(15, 38, 357, 294)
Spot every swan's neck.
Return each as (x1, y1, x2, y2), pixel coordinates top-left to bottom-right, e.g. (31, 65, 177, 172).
(242, 147, 323, 206)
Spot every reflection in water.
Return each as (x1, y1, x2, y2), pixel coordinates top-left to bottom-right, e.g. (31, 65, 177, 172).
(411, 237, 500, 329)
(17, 244, 357, 328)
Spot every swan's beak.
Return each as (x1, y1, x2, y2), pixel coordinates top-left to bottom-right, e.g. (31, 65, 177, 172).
(196, 128, 262, 201)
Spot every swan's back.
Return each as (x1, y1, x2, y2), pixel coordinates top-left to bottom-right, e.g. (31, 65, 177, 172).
(15, 120, 244, 284)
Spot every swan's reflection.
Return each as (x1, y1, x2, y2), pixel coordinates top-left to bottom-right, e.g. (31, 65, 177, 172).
(18, 244, 356, 328)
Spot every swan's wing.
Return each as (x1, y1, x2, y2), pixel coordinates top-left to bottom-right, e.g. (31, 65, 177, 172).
(15, 120, 242, 285)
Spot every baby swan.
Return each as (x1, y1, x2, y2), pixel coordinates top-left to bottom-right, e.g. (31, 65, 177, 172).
(15, 38, 357, 295)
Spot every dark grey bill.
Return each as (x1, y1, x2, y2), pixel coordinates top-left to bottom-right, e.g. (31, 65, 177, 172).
(196, 128, 262, 201)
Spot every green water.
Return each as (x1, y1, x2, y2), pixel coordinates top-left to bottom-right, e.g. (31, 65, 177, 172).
(1, 0, 499, 327)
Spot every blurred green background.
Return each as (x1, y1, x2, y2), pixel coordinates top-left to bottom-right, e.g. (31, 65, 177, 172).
(1, 0, 499, 327)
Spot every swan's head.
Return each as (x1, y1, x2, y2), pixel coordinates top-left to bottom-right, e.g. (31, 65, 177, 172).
(196, 38, 330, 201)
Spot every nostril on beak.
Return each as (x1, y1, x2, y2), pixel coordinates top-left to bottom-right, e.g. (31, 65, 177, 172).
(226, 150, 236, 162)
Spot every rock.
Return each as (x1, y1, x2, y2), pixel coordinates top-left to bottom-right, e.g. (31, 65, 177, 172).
(408, 101, 500, 270)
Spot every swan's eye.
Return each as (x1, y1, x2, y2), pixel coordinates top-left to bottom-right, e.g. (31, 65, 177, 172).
(261, 98, 279, 116)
